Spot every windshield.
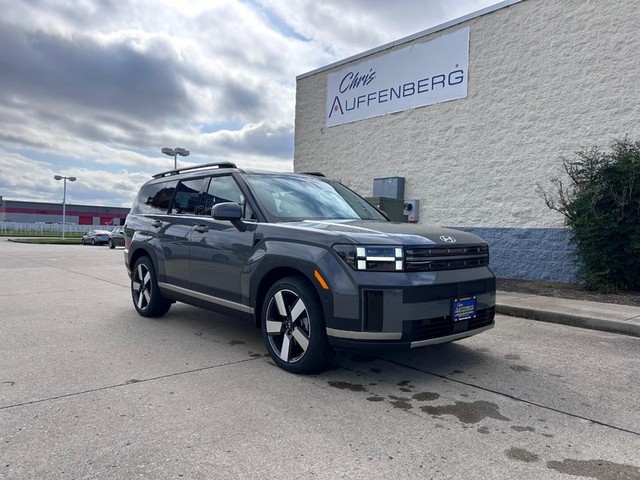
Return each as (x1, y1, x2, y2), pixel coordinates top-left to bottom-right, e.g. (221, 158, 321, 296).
(244, 174, 387, 222)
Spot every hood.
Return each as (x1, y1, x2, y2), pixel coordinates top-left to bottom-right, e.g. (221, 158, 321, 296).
(281, 220, 486, 246)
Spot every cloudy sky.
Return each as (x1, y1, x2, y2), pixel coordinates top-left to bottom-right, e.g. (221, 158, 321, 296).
(0, 0, 500, 207)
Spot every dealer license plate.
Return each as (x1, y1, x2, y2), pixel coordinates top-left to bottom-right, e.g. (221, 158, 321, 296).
(452, 296, 477, 322)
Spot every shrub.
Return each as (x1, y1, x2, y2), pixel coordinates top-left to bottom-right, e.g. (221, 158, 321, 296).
(540, 138, 640, 292)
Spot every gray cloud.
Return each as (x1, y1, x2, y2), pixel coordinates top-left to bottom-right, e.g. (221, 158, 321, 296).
(208, 122, 293, 158)
(0, 22, 194, 122)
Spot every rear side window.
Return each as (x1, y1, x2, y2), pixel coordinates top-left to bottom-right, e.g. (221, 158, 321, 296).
(131, 181, 176, 214)
(170, 178, 206, 215)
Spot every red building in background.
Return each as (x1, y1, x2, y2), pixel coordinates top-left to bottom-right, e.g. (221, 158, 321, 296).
(0, 198, 129, 226)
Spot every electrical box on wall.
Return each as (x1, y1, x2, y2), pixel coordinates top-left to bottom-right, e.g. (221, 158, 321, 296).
(372, 177, 405, 200)
(403, 199, 419, 222)
(365, 197, 408, 222)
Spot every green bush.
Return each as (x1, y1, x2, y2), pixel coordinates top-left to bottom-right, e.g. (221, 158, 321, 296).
(540, 138, 640, 292)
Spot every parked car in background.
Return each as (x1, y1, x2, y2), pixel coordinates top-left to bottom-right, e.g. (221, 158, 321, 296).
(109, 227, 125, 249)
(82, 230, 110, 245)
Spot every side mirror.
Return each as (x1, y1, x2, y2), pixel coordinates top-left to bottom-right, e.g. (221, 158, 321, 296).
(212, 202, 246, 232)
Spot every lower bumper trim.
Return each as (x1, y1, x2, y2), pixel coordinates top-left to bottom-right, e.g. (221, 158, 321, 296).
(325, 328, 402, 341)
(409, 324, 494, 348)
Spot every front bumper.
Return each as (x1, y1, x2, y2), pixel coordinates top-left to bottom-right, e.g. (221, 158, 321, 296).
(323, 266, 496, 350)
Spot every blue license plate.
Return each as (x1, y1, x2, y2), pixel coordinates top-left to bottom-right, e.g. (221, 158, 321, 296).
(452, 297, 477, 322)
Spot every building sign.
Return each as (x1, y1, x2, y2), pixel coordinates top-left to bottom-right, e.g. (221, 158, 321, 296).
(326, 27, 470, 127)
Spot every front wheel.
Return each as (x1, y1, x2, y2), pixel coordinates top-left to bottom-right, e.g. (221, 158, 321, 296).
(262, 276, 333, 374)
(109, 240, 115, 249)
(91, 238, 96, 245)
(131, 256, 171, 317)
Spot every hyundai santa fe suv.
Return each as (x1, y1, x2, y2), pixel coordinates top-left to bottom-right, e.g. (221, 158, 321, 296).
(124, 162, 496, 373)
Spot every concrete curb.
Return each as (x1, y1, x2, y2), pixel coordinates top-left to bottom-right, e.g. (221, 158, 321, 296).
(496, 303, 640, 338)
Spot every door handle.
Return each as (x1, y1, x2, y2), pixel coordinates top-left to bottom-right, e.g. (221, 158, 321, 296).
(194, 225, 209, 233)
(151, 220, 162, 228)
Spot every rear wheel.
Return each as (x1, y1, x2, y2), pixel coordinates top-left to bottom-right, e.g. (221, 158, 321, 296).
(131, 256, 171, 317)
(262, 276, 333, 374)
(91, 238, 96, 245)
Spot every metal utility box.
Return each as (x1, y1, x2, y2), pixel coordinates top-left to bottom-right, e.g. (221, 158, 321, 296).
(403, 199, 420, 223)
(372, 177, 405, 200)
(365, 197, 408, 222)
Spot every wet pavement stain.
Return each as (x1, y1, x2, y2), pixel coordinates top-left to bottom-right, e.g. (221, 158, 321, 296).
(506, 447, 539, 463)
(328, 381, 368, 392)
(388, 395, 413, 410)
(510, 365, 531, 372)
(504, 354, 521, 360)
(477, 426, 490, 434)
(451, 370, 464, 375)
(547, 459, 640, 480)
(370, 368, 382, 374)
(397, 380, 414, 387)
(399, 387, 412, 393)
(542, 433, 554, 438)
(511, 426, 535, 432)
(412, 392, 440, 402)
(228, 340, 245, 346)
(421, 400, 510, 424)
(194, 332, 203, 336)
(366, 396, 384, 402)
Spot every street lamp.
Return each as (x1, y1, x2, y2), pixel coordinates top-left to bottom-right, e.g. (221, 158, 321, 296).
(161, 147, 190, 169)
(54, 175, 77, 240)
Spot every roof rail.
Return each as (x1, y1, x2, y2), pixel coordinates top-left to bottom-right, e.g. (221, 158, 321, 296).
(152, 161, 237, 178)
(301, 171, 325, 177)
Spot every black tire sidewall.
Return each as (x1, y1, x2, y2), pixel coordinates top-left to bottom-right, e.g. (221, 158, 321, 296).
(261, 276, 333, 374)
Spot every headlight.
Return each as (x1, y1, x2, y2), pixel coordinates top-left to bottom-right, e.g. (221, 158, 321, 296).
(333, 245, 403, 271)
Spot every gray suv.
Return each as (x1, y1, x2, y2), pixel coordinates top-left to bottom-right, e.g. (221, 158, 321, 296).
(124, 162, 495, 373)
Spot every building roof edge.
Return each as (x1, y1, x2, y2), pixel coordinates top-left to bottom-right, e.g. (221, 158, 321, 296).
(296, 0, 522, 80)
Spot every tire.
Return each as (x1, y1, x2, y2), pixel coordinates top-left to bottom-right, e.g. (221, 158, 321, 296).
(91, 238, 96, 245)
(109, 240, 115, 249)
(261, 276, 334, 374)
(131, 256, 171, 317)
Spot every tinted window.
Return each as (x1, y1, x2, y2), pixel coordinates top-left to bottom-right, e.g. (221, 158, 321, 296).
(244, 174, 386, 221)
(171, 178, 206, 215)
(131, 181, 176, 214)
(203, 175, 254, 219)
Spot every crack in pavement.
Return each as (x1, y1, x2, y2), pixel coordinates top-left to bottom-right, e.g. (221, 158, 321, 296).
(0, 357, 259, 411)
(379, 357, 640, 438)
(1, 253, 128, 288)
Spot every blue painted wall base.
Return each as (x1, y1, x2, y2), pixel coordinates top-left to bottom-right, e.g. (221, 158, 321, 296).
(452, 227, 579, 283)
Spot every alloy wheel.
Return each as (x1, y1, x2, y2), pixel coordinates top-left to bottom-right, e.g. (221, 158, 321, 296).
(265, 289, 311, 363)
(132, 262, 152, 311)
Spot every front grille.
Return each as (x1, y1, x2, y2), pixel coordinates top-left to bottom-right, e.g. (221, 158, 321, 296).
(403, 307, 495, 342)
(404, 244, 489, 272)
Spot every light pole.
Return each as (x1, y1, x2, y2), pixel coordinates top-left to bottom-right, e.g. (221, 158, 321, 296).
(54, 175, 77, 240)
(161, 147, 190, 169)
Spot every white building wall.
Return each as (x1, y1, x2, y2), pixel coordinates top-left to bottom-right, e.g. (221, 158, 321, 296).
(294, 0, 640, 281)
